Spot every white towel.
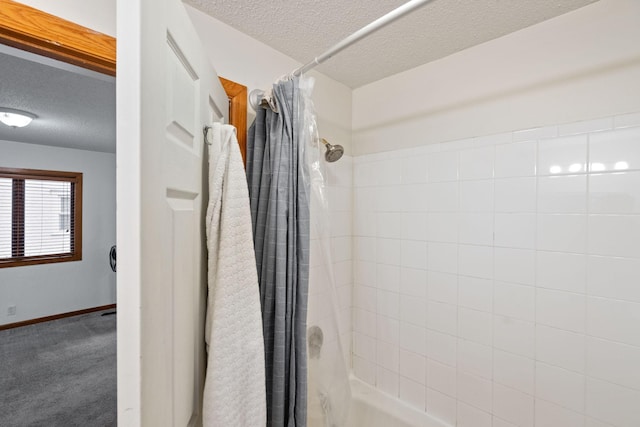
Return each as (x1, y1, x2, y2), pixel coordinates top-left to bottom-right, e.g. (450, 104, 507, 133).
(203, 123, 266, 427)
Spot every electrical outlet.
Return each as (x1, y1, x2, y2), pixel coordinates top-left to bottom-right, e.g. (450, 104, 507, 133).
(7, 305, 16, 316)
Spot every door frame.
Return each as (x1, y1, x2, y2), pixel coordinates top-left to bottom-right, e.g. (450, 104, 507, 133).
(0, 0, 116, 75)
(0, 0, 248, 148)
(0, 0, 248, 419)
(219, 77, 248, 163)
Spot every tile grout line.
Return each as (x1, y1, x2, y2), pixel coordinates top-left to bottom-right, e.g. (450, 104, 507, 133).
(489, 141, 497, 424)
(533, 131, 542, 427)
(584, 125, 592, 423)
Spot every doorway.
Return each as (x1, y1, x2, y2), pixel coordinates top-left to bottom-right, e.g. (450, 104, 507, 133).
(0, 4, 117, 424)
(1, 2, 248, 424)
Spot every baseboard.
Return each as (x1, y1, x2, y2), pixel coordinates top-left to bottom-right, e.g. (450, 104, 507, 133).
(0, 304, 117, 331)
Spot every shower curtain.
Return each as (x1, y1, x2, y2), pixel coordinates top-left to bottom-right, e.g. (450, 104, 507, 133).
(247, 76, 310, 427)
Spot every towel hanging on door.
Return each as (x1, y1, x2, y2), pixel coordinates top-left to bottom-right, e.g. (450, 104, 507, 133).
(203, 122, 266, 427)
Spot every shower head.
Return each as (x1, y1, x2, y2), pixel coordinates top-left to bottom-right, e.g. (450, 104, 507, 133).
(321, 138, 344, 163)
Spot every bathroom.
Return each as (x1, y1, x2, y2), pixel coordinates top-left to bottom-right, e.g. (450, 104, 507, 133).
(6, 0, 639, 426)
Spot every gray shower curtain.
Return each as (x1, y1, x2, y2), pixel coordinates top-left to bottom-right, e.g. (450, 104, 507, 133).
(246, 77, 310, 427)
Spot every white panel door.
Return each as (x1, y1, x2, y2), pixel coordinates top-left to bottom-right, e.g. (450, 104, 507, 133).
(116, 0, 229, 425)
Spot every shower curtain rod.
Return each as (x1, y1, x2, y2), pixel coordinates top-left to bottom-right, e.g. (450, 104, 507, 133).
(249, 0, 435, 110)
(292, 0, 434, 76)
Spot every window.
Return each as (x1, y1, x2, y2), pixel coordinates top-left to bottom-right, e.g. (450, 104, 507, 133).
(0, 168, 82, 268)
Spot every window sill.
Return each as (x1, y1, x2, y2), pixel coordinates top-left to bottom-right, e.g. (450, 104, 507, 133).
(0, 253, 82, 268)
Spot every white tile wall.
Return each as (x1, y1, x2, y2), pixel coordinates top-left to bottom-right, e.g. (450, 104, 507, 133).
(535, 399, 585, 427)
(495, 141, 537, 177)
(458, 401, 492, 427)
(493, 349, 534, 394)
(400, 376, 426, 410)
(535, 362, 585, 412)
(427, 358, 456, 396)
(428, 271, 457, 304)
(537, 135, 588, 176)
(537, 175, 587, 213)
(352, 114, 640, 427)
(493, 382, 535, 427)
(427, 388, 457, 425)
(495, 177, 537, 212)
(494, 247, 535, 285)
(494, 282, 535, 321)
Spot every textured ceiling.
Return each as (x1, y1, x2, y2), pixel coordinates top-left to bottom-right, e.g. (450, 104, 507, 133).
(0, 46, 115, 153)
(185, 0, 598, 88)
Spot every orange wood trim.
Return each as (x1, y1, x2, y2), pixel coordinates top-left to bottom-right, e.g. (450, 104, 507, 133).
(0, 0, 116, 76)
(0, 167, 83, 181)
(220, 77, 248, 165)
(0, 304, 116, 330)
(0, 253, 81, 268)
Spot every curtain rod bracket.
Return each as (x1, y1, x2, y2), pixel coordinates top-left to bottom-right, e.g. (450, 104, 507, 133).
(249, 89, 265, 111)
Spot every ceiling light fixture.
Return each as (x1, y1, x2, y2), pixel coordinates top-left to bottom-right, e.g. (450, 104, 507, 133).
(0, 108, 37, 128)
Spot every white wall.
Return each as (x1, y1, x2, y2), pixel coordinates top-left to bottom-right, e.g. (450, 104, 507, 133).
(353, 0, 640, 155)
(0, 140, 116, 325)
(353, 112, 640, 427)
(14, 0, 116, 37)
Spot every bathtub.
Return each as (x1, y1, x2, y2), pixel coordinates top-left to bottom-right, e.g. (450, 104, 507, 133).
(346, 376, 450, 427)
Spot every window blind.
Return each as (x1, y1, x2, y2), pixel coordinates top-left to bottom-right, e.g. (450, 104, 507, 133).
(0, 168, 81, 267)
(0, 178, 11, 259)
(24, 179, 73, 256)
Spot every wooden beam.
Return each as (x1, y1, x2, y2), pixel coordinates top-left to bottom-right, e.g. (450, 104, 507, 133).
(0, 0, 116, 76)
(220, 77, 248, 165)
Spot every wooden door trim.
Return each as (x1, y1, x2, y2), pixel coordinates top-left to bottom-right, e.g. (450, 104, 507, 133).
(0, 0, 117, 76)
(220, 77, 248, 164)
(0, 0, 247, 151)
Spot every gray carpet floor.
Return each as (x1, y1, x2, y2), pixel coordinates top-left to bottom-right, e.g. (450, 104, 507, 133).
(0, 310, 117, 426)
